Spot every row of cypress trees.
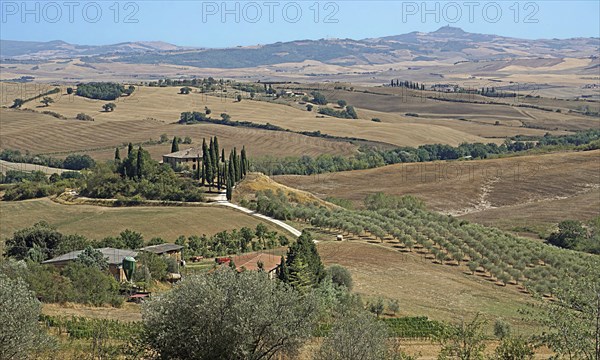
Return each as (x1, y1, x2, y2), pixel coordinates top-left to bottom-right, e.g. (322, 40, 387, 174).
(195, 136, 248, 201)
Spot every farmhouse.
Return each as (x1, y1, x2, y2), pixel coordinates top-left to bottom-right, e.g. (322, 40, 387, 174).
(139, 243, 183, 262)
(42, 248, 138, 282)
(162, 148, 202, 170)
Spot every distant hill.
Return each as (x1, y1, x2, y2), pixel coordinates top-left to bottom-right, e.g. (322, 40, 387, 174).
(0, 39, 184, 59)
(2, 26, 598, 68)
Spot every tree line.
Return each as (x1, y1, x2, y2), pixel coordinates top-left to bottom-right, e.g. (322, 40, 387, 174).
(10, 87, 60, 108)
(252, 129, 600, 176)
(0, 149, 95, 170)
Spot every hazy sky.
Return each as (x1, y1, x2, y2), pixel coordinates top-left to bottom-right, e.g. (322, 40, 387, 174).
(1, 1, 599, 46)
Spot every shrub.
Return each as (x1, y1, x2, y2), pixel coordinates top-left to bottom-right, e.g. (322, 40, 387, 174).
(142, 269, 319, 359)
(326, 264, 353, 290)
(0, 274, 54, 358)
(315, 311, 389, 360)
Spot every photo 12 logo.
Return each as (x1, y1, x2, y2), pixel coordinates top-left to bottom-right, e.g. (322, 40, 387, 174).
(1, 1, 140, 23)
(201, 1, 340, 24)
(401, 1, 539, 23)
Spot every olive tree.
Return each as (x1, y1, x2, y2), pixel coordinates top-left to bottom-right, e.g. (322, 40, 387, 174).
(529, 260, 600, 360)
(0, 274, 53, 359)
(141, 268, 319, 359)
(314, 311, 389, 360)
(437, 314, 487, 360)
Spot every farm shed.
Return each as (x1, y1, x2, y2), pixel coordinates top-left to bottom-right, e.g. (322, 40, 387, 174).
(139, 243, 183, 262)
(162, 148, 202, 170)
(42, 248, 138, 282)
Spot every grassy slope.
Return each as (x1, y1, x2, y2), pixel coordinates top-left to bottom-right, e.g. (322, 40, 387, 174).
(275, 150, 600, 235)
(318, 241, 540, 331)
(0, 198, 280, 242)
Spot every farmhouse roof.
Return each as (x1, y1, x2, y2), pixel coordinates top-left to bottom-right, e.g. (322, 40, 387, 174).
(42, 248, 138, 266)
(139, 243, 184, 254)
(232, 252, 282, 272)
(163, 148, 202, 159)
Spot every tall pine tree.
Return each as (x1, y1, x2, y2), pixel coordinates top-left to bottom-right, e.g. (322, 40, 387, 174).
(127, 143, 133, 156)
(171, 136, 179, 153)
(114, 147, 120, 162)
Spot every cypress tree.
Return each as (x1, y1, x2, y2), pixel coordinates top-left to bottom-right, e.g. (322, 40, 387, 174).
(232, 148, 240, 182)
(205, 150, 214, 187)
(114, 147, 120, 161)
(283, 231, 324, 290)
(127, 142, 133, 155)
(221, 148, 225, 163)
(240, 146, 247, 178)
(171, 136, 179, 153)
(201, 138, 208, 185)
(226, 175, 233, 201)
(210, 137, 218, 179)
(277, 255, 288, 282)
(196, 155, 201, 181)
(136, 146, 143, 180)
(213, 136, 220, 165)
(228, 152, 235, 184)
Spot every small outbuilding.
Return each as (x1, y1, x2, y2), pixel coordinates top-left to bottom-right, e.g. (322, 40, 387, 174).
(42, 248, 138, 282)
(139, 243, 184, 262)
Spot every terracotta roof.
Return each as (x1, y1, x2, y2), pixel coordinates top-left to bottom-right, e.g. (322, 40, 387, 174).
(163, 148, 202, 159)
(42, 248, 138, 266)
(232, 253, 282, 272)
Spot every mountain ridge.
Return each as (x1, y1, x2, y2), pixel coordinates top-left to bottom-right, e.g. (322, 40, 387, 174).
(2, 26, 598, 68)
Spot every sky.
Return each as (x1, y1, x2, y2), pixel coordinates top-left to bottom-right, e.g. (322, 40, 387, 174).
(1, 1, 599, 47)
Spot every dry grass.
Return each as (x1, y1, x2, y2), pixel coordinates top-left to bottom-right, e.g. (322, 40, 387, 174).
(276, 150, 600, 230)
(233, 173, 334, 209)
(318, 241, 540, 331)
(0, 108, 357, 160)
(42, 302, 142, 322)
(0, 197, 280, 242)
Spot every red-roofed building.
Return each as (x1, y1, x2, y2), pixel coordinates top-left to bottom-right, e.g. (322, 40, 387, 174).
(231, 252, 282, 279)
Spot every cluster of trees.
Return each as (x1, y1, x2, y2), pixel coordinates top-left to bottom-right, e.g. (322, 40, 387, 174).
(147, 77, 223, 92)
(251, 129, 600, 176)
(75, 82, 134, 100)
(2, 170, 82, 201)
(1, 255, 123, 308)
(0, 149, 95, 170)
(547, 218, 600, 254)
(3, 222, 152, 262)
(82, 144, 204, 202)
(186, 136, 248, 200)
(318, 104, 358, 119)
(176, 224, 289, 258)
(249, 189, 294, 220)
(311, 91, 328, 105)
